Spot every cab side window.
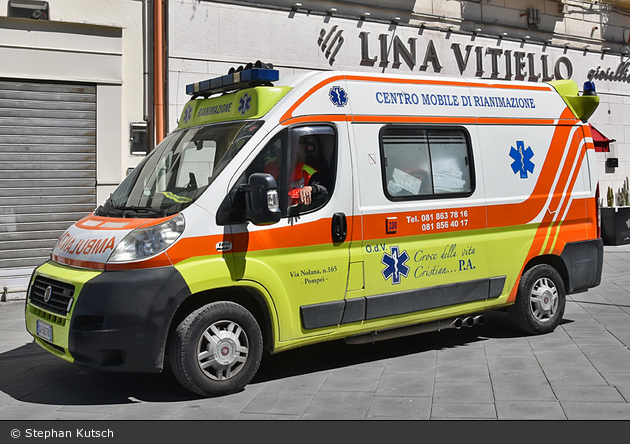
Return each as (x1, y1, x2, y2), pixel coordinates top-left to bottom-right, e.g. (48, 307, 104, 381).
(246, 125, 337, 217)
(381, 127, 473, 200)
(246, 130, 287, 205)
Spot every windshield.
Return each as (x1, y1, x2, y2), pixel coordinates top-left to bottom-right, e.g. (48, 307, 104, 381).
(96, 120, 264, 218)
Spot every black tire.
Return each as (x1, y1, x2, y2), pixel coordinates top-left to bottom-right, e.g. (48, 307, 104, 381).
(168, 301, 263, 397)
(507, 264, 566, 335)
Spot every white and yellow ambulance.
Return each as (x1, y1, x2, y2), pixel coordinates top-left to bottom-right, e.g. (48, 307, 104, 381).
(25, 61, 603, 396)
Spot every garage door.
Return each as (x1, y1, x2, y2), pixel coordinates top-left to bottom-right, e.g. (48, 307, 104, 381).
(0, 80, 96, 299)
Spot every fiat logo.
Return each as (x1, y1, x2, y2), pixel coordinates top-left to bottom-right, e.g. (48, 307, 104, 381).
(43, 286, 53, 303)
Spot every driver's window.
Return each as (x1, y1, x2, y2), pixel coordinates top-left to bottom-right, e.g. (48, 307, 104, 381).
(245, 131, 286, 205)
(246, 126, 337, 217)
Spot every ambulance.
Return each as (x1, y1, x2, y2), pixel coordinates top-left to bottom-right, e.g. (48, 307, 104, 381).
(25, 61, 603, 397)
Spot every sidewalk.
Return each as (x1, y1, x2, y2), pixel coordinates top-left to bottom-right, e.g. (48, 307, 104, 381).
(0, 246, 629, 420)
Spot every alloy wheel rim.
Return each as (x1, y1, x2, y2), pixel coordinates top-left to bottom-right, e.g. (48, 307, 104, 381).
(529, 277, 558, 322)
(196, 320, 249, 380)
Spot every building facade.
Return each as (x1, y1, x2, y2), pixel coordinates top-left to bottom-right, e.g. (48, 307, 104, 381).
(0, 0, 146, 299)
(2, 0, 629, 299)
(168, 0, 630, 202)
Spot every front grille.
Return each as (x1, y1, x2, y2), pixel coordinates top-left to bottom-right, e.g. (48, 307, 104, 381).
(29, 276, 75, 317)
(28, 305, 66, 326)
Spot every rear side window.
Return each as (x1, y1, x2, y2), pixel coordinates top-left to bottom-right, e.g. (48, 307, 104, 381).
(380, 127, 474, 201)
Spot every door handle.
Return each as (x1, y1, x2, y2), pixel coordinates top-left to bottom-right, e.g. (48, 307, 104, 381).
(332, 212, 347, 243)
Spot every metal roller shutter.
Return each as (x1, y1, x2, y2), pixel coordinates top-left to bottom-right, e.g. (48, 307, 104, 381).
(0, 79, 96, 299)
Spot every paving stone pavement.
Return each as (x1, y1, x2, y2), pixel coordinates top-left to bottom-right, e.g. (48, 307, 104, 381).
(1, 245, 630, 421)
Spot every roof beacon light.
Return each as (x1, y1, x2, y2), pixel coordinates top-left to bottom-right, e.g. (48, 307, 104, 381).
(583, 81, 596, 96)
(186, 61, 279, 98)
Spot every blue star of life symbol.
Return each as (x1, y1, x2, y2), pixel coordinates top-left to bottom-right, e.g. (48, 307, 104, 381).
(381, 246, 410, 285)
(183, 104, 193, 124)
(329, 86, 348, 107)
(238, 93, 252, 115)
(509, 141, 535, 179)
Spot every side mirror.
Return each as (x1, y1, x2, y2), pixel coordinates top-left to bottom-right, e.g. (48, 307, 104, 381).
(239, 173, 281, 225)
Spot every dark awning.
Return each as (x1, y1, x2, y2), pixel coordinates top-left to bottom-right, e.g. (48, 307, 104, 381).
(589, 124, 615, 152)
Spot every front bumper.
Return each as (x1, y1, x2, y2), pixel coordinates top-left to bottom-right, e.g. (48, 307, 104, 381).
(26, 261, 191, 373)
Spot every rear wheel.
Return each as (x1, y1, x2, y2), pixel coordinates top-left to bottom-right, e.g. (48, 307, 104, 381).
(169, 301, 263, 397)
(508, 264, 565, 335)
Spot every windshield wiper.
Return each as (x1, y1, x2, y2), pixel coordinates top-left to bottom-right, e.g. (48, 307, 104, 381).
(105, 198, 167, 218)
(119, 206, 167, 218)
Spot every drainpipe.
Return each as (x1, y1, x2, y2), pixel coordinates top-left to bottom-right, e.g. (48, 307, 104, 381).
(154, 0, 166, 145)
(143, 0, 154, 153)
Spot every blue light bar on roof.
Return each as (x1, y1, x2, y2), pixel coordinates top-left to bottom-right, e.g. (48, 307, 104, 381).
(186, 67, 280, 97)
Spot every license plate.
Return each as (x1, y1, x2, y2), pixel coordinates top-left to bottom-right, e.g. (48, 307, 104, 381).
(36, 320, 53, 342)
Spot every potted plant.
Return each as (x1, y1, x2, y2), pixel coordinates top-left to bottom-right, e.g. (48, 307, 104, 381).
(601, 177, 630, 245)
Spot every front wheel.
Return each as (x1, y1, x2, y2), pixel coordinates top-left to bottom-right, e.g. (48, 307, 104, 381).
(508, 264, 566, 335)
(168, 301, 263, 397)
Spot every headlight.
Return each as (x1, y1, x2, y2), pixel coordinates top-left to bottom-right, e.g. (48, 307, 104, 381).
(108, 214, 185, 262)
